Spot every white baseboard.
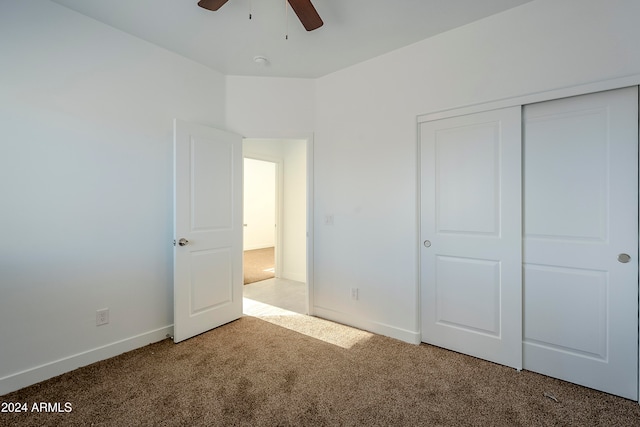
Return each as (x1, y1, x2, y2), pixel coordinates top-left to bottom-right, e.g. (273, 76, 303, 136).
(0, 325, 173, 396)
(312, 306, 421, 345)
(244, 244, 274, 251)
(280, 271, 306, 283)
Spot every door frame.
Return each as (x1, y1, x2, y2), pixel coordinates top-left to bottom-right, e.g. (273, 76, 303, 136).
(242, 132, 315, 316)
(417, 74, 640, 401)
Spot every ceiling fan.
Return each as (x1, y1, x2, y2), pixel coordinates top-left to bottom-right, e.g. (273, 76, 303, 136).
(197, 0, 324, 31)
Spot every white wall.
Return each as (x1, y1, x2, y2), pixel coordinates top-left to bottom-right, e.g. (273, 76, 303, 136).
(243, 158, 276, 250)
(225, 76, 315, 135)
(313, 0, 640, 342)
(0, 0, 227, 394)
(281, 140, 307, 282)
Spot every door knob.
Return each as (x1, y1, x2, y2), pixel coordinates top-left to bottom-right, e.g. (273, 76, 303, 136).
(618, 253, 631, 263)
(423, 240, 431, 248)
(178, 238, 189, 246)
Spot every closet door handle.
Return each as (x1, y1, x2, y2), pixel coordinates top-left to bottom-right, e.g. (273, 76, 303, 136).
(423, 240, 431, 248)
(618, 253, 631, 263)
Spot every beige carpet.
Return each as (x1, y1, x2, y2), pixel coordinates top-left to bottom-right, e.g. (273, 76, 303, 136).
(2, 313, 640, 426)
(244, 247, 275, 285)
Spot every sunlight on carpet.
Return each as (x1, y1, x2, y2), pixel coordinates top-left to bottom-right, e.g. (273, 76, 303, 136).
(243, 297, 373, 349)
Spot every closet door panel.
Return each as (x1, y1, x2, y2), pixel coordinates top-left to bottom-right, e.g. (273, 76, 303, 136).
(420, 106, 522, 369)
(523, 86, 638, 400)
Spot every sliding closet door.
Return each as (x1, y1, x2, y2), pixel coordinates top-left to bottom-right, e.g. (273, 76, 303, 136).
(523, 87, 638, 400)
(420, 106, 522, 369)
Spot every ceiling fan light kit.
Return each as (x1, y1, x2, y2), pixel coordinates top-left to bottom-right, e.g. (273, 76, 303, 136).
(197, 0, 323, 31)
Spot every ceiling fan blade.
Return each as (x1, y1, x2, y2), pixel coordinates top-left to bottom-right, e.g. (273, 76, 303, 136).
(197, 0, 229, 11)
(287, 0, 323, 31)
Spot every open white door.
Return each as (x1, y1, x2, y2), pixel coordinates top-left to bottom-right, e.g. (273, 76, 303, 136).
(420, 106, 522, 369)
(173, 119, 243, 343)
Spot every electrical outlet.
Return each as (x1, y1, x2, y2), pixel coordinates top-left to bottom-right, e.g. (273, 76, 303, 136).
(96, 308, 109, 326)
(351, 288, 359, 301)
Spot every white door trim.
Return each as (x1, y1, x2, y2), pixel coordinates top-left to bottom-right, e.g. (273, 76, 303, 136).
(418, 73, 640, 123)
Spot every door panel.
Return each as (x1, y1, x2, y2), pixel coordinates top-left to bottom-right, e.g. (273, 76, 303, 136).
(420, 106, 522, 369)
(174, 119, 243, 343)
(523, 87, 638, 399)
(524, 106, 608, 241)
(189, 249, 232, 313)
(435, 256, 501, 336)
(191, 137, 233, 230)
(435, 123, 501, 235)
(524, 265, 607, 358)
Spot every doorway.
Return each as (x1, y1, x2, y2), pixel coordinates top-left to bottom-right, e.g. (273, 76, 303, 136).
(243, 157, 277, 284)
(242, 138, 309, 315)
(173, 124, 314, 343)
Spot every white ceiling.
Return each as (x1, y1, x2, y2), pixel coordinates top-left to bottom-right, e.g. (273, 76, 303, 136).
(50, 0, 533, 78)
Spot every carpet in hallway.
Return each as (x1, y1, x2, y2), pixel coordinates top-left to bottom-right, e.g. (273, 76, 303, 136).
(243, 247, 275, 284)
